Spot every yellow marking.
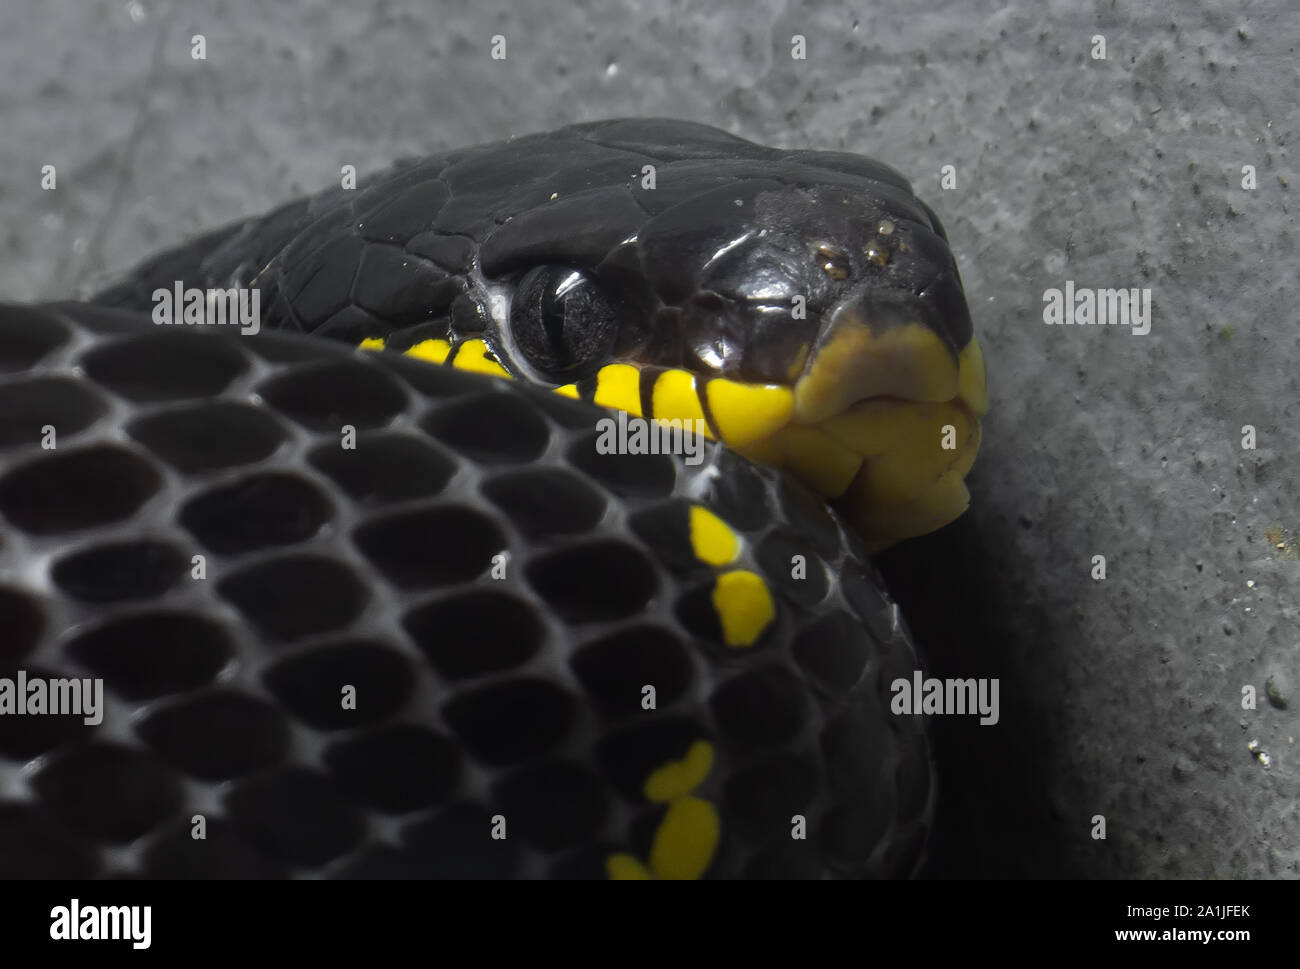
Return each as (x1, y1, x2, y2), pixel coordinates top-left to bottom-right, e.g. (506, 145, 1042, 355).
(809, 393, 984, 551)
(848, 472, 973, 552)
(818, 397, 980, 547)
(957, 335, 989, 416)
(608, 738, 720, 880)
(644, 740, 715, 803)
(450, 338, 510, 378)
(738, 424, 862, 498)
(357, 337, 386, 351)
(404, 338, 452, 365)
(711, 569, 775, 647)
(705, 379, 794, 448)
(845, 404, 979, 506)
(688, 506, 739, 567)
(649, 795, 720, 880)
(819, 397, 921, 457)
(820, 397, 972, 459)
(592, 363, 643, 416)
(606, 854, 654, 880)
(793, 320, 958, 424)
(785, 343, 811, 382)
(650, 369, 713, 437)
(553, 383, 580, 399)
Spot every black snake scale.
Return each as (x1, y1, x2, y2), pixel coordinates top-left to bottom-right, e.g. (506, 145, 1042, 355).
(0, 119, 980, 879)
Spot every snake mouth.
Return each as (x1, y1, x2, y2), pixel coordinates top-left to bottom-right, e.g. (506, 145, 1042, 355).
(723, 305, 989, 551)
(367, 297, 987, 551)
(691, 287, 982, 551)
(545, 318, 987, 551)
(367, 310, 987, 552)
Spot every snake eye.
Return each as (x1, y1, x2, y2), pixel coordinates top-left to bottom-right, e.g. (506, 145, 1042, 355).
(510, 265, 619, 382)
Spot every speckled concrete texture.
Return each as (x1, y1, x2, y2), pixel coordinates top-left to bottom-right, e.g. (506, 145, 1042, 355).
(0, 0, 1294, 878)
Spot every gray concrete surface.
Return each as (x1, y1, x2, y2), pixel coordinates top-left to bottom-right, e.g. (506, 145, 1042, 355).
(0, 0, 1295, 878)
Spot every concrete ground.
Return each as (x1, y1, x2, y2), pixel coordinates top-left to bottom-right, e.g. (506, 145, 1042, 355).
(0, 0, 1295, 878)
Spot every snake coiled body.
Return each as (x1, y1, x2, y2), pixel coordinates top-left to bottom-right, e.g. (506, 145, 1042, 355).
(0, 119, 984, 879)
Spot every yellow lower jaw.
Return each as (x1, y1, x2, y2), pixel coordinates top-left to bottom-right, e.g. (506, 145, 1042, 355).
(774, 328, 987, 547)
(848, 473, 974, 552)
(631, 346, 985, 550)
(737, 398, 982, 549)
(831, 399, 982, 549)
(819, 398, 980, 506)
(735, 425, 864, 498)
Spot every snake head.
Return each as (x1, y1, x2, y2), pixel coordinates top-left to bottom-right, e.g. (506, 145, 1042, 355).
(590, 176, 990, 550)
(333, 122, 990, 551)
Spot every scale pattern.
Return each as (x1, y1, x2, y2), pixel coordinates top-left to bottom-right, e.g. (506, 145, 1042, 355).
(0, 302, 934, 879)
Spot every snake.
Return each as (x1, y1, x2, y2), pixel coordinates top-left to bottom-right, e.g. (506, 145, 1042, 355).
(0, 118, 986, 879)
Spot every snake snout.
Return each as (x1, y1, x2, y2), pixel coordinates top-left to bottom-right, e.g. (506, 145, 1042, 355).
(794, 287, 964, 424)
(745, 278, 989, 550)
